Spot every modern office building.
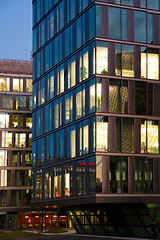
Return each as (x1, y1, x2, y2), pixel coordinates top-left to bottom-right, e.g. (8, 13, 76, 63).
(0, 59, 32, 230)
(32, 0, 160, 237)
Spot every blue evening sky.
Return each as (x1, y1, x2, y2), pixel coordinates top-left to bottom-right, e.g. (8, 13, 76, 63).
(0, 0, 32, 61)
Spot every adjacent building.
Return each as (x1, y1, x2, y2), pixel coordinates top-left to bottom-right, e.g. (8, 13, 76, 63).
(32, 0, 160, 237)
(0, 59, 32, 230)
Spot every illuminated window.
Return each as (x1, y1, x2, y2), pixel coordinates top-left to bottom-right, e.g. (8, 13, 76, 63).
(148, 50, 159, 80)
(83, 48, 88, 80)
(53, 167, 61, 198)
(13, 78, 23, 92)
(2, 132, 12, 147)
(83, 121, 89, 154)
(76, 87, 82, 119)
(96, 41, 108, 74)
(90, 80, 95, 113)
(70, 126, 76, 158)
(0, 113, 9, 128)
(96, 79, 102, 111)
(96, 116, 108, 151)
(0, 77, 10, 91)
(15, 133, 26, 147)
(147, 121, 159, 154)
(60, 65, 64, 93)
(26, 114, 32, 129)
(0, 150, 7, 166)
(12, 114, 23, 128)
(64, 165, 73, 197)
(141, 120, 159, 154)
(44, 170, 51, 199)
(141, 48, 159, 80)
(141, 48, 147, 78)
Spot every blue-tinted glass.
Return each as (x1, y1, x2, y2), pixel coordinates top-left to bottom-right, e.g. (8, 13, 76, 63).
(65, 28, 69, 58)
(114, 0, 120, 3)
(82, 14, 85, 45)
(50, 11, 54, 38)
(54, 37, 59, 65)
(50, 134, 54, 162)
(140, 0, 146, 8)
(45, 45, 49, 72)
(33, 1, 37, 25)
(89, 6, 95, 40)
(147, 14, 153, 44)
(59, 1, 64, 30)
(135, 11, 146, 43)
(109, 7, 121, 40)
(37, 0, 40, 22)
(33, 29, 37, 53)
(45, 104, 50, 133)
(96, 5, 102, 37)
(147, 0, 159, 10)
(59, 130, 64, 160)
(82, 0, 88, 10)
(45, 0, 50, 14)
(122, 0, 134, 6)
(40, 49, 44, 75)
(70, 0, 75, 20)
(37, 52, 40, 78)
(41, 20, 45, 46)
(76, 18, 82, 49)
(122, 9, 128, 41)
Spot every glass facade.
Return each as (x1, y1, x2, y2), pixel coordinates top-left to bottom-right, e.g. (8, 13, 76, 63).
(32, 0, 160, 237)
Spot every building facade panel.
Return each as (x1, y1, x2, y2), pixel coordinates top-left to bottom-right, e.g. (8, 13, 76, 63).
(0, 59, 32, 230)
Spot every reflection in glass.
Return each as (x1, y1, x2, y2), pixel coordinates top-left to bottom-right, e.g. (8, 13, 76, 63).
(26, 78, 32, 92)
(122, 44, 134, 77)
(115, 43, 121, 76)
(135, 158, 153, 193)
(109, 7, 121, 40)
(2, 95, 13, 110)
(89, 156, 96, 194)
(76, 160, 85, 195)
(135, 11, 146, 43)
(122, 118, 134, 153)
